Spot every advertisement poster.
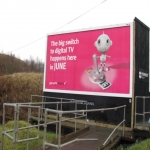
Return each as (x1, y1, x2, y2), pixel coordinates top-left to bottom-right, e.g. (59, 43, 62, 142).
(44, 24, 133, 97)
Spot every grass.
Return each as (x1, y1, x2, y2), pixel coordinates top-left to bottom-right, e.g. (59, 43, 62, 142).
(113, 138, 150, 150)
(125, 138, 150, 150)
(0, 121, 55, 150)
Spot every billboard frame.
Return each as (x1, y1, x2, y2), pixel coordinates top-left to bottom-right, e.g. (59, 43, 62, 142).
(43, 23, 133, 98)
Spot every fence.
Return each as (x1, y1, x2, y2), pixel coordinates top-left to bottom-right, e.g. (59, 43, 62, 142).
(134, 96, 150, 129)
(1, 95, 126, 150)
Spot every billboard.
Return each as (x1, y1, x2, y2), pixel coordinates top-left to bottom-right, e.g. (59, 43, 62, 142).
(44, 23, 133, 97)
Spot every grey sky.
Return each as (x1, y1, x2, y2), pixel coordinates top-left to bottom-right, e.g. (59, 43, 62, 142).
(0, 0, 150, 61)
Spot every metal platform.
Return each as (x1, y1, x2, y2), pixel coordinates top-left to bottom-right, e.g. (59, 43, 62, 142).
(29, 126, 123, 150)
(52, 126, 121, 150)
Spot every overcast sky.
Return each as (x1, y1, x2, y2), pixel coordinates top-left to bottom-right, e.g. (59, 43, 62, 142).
(0, 0, 150, 61)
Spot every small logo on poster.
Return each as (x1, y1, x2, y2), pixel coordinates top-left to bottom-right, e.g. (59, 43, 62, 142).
(99, 80, 111, 89)
(49, 81, 67, 85)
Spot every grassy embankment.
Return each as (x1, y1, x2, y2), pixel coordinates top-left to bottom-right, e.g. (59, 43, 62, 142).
(0, 121, 55, 150)
(126, 139, 150, 150)
(114, 138, 150, 150)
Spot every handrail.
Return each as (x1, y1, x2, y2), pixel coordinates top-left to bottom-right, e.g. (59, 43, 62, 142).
(103, 120, 125, 146)
(43, 105, 126, 149)
(2, 96, 88, 150)
(2, 104, 41, 150)
(2, 95, 126, 150)
(134, 96, 150, 129)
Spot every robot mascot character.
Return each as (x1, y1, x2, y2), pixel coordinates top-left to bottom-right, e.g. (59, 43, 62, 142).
(85, 32, 112, 89)
(94, 33, 112, 72)
(90, 33, 112, 84)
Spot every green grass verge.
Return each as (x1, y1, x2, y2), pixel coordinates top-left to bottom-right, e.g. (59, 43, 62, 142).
(112, 138, 150, 150)
(125, 138, 150, 150)
(0, 121, 55, 150)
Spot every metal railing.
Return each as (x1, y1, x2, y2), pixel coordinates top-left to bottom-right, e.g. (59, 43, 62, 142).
(134, 96, 150, 129)
(1, 95, 126, 150)
(2, 103, 41, 150)
(42, 105, 126, 150)
(1, 95, 88, 150)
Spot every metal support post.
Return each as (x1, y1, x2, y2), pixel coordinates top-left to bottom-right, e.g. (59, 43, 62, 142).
(85, 102, 88, 127)
(41, 97, 44, 120)
(43, 109, 48, 150)
(56, 103, 58, 138)
(143, 97, 145, 128)
(123, 106, 126, 136)
(75, 101, 77, 132)
(58, 114, 62, 150)
(134, 97, 137, 128)
(13, 104, 18, 150)
(26, 104, 31, 150)
(61, 98, 62, 110)
(2, 105, 6, 150)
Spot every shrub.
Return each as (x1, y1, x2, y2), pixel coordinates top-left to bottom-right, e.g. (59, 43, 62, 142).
(0, 73, 43, 121)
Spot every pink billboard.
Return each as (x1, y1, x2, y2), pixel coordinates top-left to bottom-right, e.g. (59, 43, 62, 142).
(44, 23, 133, 97)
